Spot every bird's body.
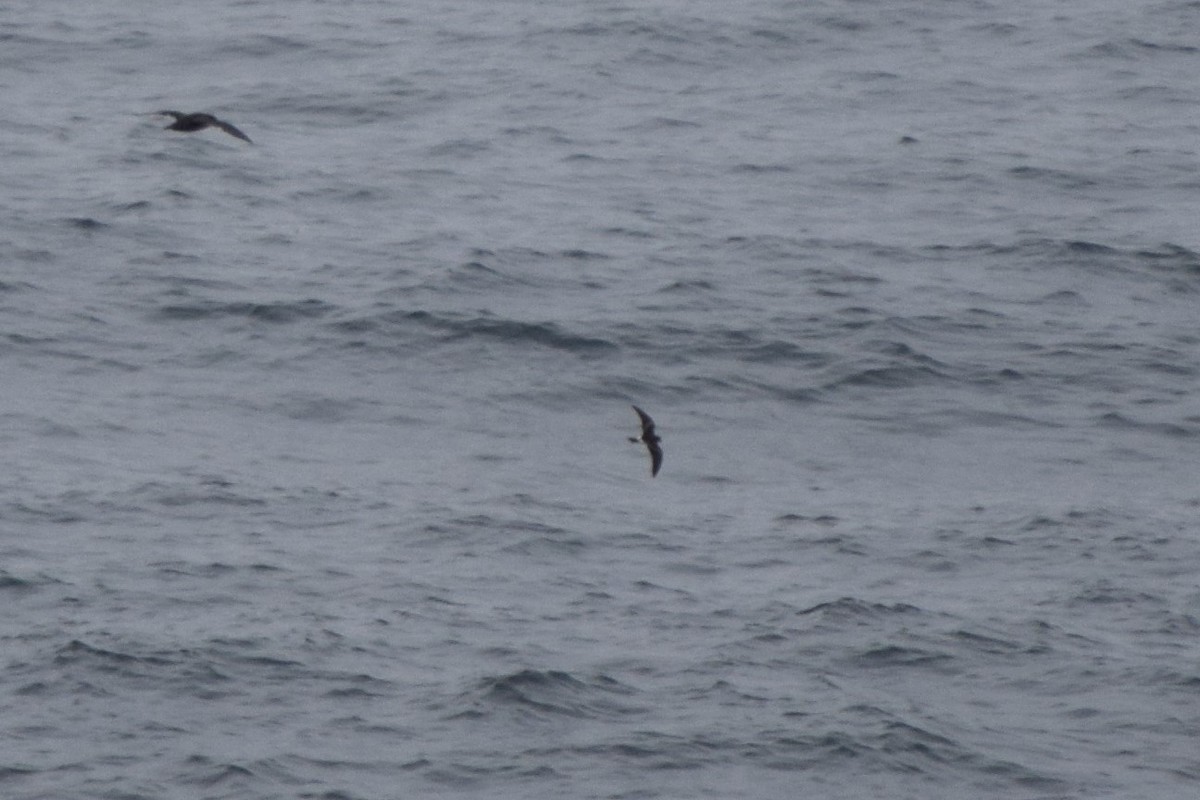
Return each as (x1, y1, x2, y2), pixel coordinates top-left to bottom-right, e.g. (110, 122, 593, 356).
(629, 405, 663, 477)
(155, 111, 252, 143)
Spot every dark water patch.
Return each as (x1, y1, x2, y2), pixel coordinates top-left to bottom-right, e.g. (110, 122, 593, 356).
(952, 239, 1200, 294)
(501, 532, 588, 558)
(806, 278, 883, 299)
(898, 548, 957, 574)
(425, 138, 491, 158)
(1008, 165, 1097, 190)
(221, 652, 307, 673)
(695, 472, 737, 485)
(501, 122, 570, 140)
(0, 247, 51, 273)
(1146, 666, 1200, 691)
(444, 258, 528, 288)
(528, 712, 1065, 789)
(3, 499, 87, 524)
(410, 248, 612, 293)
(261, 88, 414, 124)
(154, 560, 249, 578)
(15, 681, 51, 696)
(139, 250, 203, 266)
(156, 298, 336, 324)
(825, 362, 949, 391)
(870, 718, 1064, 790)
(808, 266, 886, 289)
(723, 233, 818, 259)
(798, 333, 958, 393)
(0, 765, 37, 782)
(178, 756, 257, 789)
(622, 116, 702, 132)
(968, 366, 1027, 386)
(600, 225, 657, 240)
(324, 683, 390, 700)
(798, 597, 922, 621)
(1036, 288, 1087, 306)
(319, 676, 393, 700)
(847, 644, 954, 671)
(560, 248, 610, 260)
(1135, 242, 1200, 272)
(217, 33, 313, 57)
(0, 570, 64, 593)
(38, 641, 236, 697)
(1062, 239, 1119, 256)
(1153, 610, 1200, 637)
(740, 339, 823, 366)
(1079, 38, 1144, 60)
(270, 392, 366, 423)
(562, 151, 606, 163)
(774, 513, 840, 527)
(290, 182, 388, 205)
(882, 312, 1007, 341)
(931, 237, 1116, 266)
(694, 333, 827, 367)
(0, 479, 278, 529)
(403, 310, 617, 354)
(950, 629, 1024, 656)
(548, 731, 721, 770)
(1136, 351, 1196, 377)
(63, 216, 108, 231)
(1129, 37, 1200, 55)
(299, 791, 372, 800)
(54, 639, 175, 670)
(455, 669, 642, 722)
(130, 480, 269, 510)
(787, 534, 867, 556)
(1096, 412, 1195, 438)
(422, 759, 558, 789)
(657, 278, 716, 293)
(1069, 580, 1162, 608)
(1019, 507, 1125, 533)
(942, 408, 1063, 431)
(731, 162, 794, 174)
(831, 306, 882, 332)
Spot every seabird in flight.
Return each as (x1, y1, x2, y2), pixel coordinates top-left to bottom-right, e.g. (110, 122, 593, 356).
(629, 405, 663, 477)
(154, 111, 253, 143)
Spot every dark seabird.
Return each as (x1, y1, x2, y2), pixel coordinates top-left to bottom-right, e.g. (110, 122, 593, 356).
(155, 111, 252, 143)
(629, 405, 663, 477)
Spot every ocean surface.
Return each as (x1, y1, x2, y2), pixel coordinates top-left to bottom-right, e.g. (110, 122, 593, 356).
(3, 1, 1200, 798)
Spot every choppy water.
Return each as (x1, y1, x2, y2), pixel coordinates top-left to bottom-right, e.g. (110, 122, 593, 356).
(4, 1, 1200, 798)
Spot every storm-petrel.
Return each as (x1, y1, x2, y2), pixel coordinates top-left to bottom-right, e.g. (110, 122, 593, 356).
(155, 111, 253, 143)
(629, 405, 663, 477)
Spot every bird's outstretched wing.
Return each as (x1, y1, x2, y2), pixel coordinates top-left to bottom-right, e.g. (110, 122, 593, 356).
(647, 439, 663, 477)
(212, 117, 253, 143)
(631, 405, 662, 477)
(631, 405, 655, 436)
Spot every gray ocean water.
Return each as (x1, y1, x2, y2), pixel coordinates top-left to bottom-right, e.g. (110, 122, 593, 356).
(4, 1, 1200, 798)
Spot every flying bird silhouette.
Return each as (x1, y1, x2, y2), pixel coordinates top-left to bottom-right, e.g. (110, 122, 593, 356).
(155, 111, 253, 143)
(629, 405, 663, 477)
